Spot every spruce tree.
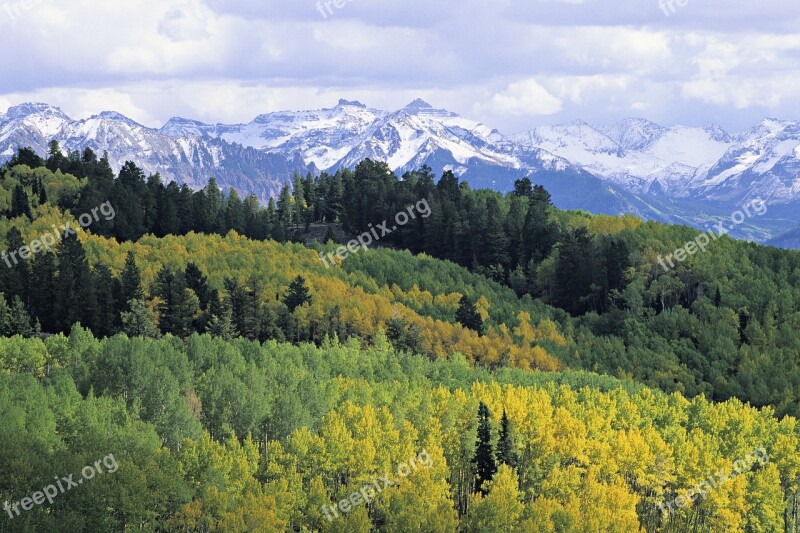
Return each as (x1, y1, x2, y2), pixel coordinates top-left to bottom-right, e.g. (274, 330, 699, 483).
(10, 185, 32, 219)
(37, 177, 47, 205)
(473, 401, 496, 495)
(456, 295, 483, 335)
(55, 232, 92, 332)
(0, 294, 8, 336)
(207, 295, 237, 341)
(284, 275, 311, 313)
(224, 278, 248, 335)
(91, 265, 119, 337)
(151, 267, 198, 337)
(2, 227, 28, 302)
(121, 299, 159, 338)
(9, 295, 33, 336)
(496, 410, 518, 469)
(185, 262, 211, 310)
(119, 251, 143, 310)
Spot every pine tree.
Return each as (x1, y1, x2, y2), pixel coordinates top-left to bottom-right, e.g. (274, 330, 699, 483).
(10, 185, 32, 219)
(91, 265, 119, 337)
(277, 185, 294, 230)
(522, 185, 558, 266)
(207, 295, 237, 341)
(37, 177, 47, 205)
(456, 295, 483, 335)
(0, 294, 9, 336)
(55, 232, 92, 332)
(46, 139, 64, 171)
(496, 410, 517, 469)
(151, 267, 198, 337)
(243, 276, 264, 340)
(284, 275, 311, 313)
(185, 262, 211, 310)
(224, 188, 245, 234)
(121, 299, 160, 338)
(3, 227, 29, 304)
(479, 196, 509, 271)
(513, 177, 533, 197)
(224, 278, 248, 335)
(8, 295, 33, 336)
(473, 402, 496, 495)
(119, 251, 143, 311)
(323, 225, 337, 245)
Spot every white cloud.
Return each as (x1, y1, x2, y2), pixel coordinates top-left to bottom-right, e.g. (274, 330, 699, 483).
(0, 0, 798, 132)
(483, 79, 563, 117)
(158, 0, 212, 41)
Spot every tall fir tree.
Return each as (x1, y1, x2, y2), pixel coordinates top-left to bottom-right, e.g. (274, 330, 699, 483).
(496, 410, 518, 469)
(54, 232, 92, 332)
(151, 267, 199, 338)
(30, 253, 58, 332)
(284, 275, 311, 313)
(10, 185, 32, 219)
(456, 295, 483, 336)
(473, 402, 497, 495)
(119, 251, 143, 312)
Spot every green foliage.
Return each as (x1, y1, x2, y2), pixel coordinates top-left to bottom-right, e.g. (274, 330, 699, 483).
(0, 329, 794, 531)
(120, 299, 159, 339)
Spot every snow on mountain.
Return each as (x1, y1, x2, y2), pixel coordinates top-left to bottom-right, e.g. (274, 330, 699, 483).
(598, 118, 666, 150)
(332, 100, 522, 174)
(157, 98, 574, 193)
(4, 100, 800, 239)
(689, 119, 800, 203)
(514, 119, 734, 195)
(0, 103, 313, 201)
(0, 103, 72, 157)
(161, 99, 386, 171)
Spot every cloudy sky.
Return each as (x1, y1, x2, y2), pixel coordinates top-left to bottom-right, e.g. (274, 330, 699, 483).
(0, 0, 798, 134)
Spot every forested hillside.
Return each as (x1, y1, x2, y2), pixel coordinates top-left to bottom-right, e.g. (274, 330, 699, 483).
(1, 146, 800, 531)
(1, 330, 796, 531)
(3, 148, 800, 417)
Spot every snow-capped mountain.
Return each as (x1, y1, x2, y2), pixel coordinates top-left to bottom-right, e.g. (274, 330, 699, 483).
(687, 119, 800, 204)
(0, 103, 313, 200)
(513, 119, 734, 196)
(3, 100, 800, 242)
(159, 98, 575, 190)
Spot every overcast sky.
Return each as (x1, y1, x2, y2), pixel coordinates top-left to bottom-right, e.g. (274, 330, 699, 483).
(0, 0, 798, 134)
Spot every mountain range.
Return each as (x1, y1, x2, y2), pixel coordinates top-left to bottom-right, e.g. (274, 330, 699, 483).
(2, 100, 800, 245)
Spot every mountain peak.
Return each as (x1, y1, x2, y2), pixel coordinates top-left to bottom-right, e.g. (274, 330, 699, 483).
(336, 99, 366, 108)
(599, 117, 666, 150)
(403, 98, 433, 111)
(163, 116, 208, 126)
(6, 102, 70, 121)
(88, 111, 145, 128)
